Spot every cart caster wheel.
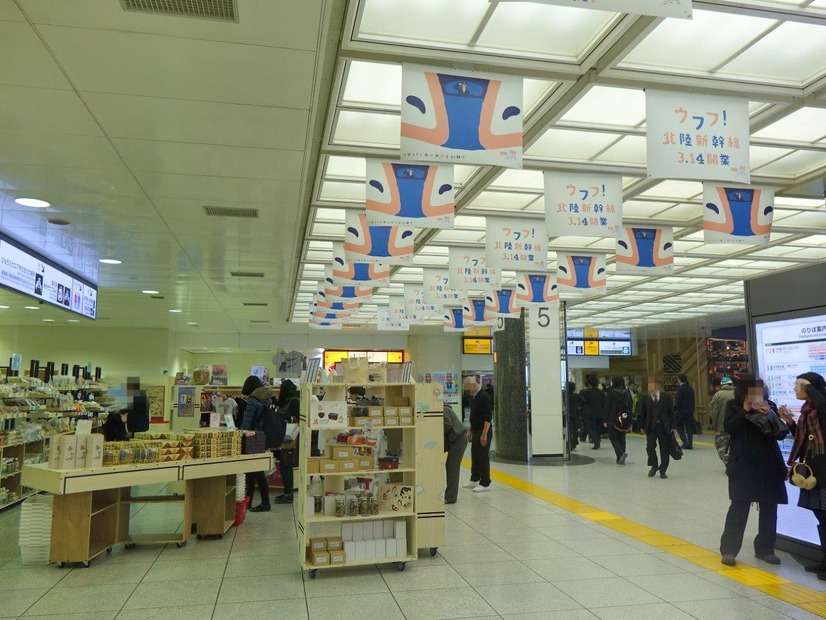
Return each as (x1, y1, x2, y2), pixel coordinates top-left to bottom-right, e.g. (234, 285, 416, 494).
(107, 547, 113, 553)
(82, 561, 91, 568)
(396, 562, 406, 571)
(176, 542, 185, 548)
(57, 562, 65, 568)
(309, 569, 318, 579)
(124, 543, 136, 549)
(429, 547, 438, 557)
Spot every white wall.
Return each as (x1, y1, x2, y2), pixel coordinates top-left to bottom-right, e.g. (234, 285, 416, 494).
(461, 353, 493, 371)
(407, 333, 462, 379)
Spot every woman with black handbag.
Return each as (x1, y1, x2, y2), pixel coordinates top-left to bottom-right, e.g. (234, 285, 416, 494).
(778, 372, 826, 577)
(719, 376, 789, 567)
(603, 376, 633, 465)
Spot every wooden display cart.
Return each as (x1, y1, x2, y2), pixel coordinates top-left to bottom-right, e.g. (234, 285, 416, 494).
(296, 382, 445, 579)
(22, 452, 272, 567)
(414, 383, 447, 557)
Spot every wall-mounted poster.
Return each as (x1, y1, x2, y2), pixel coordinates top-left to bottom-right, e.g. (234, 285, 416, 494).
(344, 212, 414, 266)
(401, 63, 523, 168)
(557, 253, 607, 296)
(616, 227, 674, 275)
(366, 161, 454, 229)
(544, 172, 622, 238)
(210, 365, 228, 386)
(177, 386, 195, 417)
(702, 183, 774, 245)
(443, 307, 469, 332)
(417, 371, 460, 404)
(146, 385, 166, 424)
(485, 217, 547, 271)
(448, 248, 501, 292)
(646, 89, 750, 182)
(513, 272, 559, 307)
(500, 0, 692, 18)
(484, 289, 521, 318)
(422, 268, 466, 306)
(332, 242, 391, 286)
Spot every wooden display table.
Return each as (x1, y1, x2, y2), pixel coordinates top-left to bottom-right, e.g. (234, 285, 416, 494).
(22, 453, 273, 567)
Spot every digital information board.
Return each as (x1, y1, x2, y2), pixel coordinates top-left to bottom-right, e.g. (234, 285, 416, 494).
(566, 328, 633, 356)
(755, 314, 826, 546)
(0, 233, 97, 319)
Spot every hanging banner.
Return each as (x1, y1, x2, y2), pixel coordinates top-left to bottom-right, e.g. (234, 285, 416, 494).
(401, 64, 523, 169)
(311, 309, 353, 321)
(320, 281, 374, 302)
(703, 184, 774, 245)
(484, 289, 521, 318)
(544, 172, 622, 238)
(448, 248, 501, 292)
(389, 297, 410, 325)
(557, 253, 607, 296)
(646, 90, 750, 183)
(366, 161, 455, 229)
(499, 0, 691, 19)
(377, 306, 410, 331)
(443, 307, 469, 332)
(485, 217, 548, 271)
(463, 297, 494, 326)
(513, 273, 559, 307)
(616, 227, 674, 275)
(404, 284, 441, 322)
(421, 268, 466, 306)
(344, 212, 414, 266)
(309, 320, 343, 330)
(332, 242, 391, 286)
(314, 300, 360, 312)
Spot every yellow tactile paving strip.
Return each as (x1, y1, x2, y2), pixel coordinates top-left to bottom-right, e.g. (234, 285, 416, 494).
(461, 458, 826, 617)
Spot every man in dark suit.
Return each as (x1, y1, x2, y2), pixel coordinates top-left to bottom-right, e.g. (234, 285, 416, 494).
(674, 373, 696, 449)
(637, 376, 676, 479)
(462, 376, 493, 492)
(126, 377, 150, 434)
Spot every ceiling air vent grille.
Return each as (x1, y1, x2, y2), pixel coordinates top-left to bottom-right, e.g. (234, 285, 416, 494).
(242, 302, 268, 307)
(203, 205, 258, 218)
(121, 0, 237, 21)
(230, 271, 264, 278)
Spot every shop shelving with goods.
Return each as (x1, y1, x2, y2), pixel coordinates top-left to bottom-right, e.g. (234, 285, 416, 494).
(296, 381, 445, 579)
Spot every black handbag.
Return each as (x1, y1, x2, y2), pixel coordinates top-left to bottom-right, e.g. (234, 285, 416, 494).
(669, 432, 683, 460)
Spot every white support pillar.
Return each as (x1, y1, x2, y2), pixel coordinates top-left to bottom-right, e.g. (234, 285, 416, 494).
(528, 305, 564, 457)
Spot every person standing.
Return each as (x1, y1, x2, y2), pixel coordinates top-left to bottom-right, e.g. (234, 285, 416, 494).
(719, 376, 789, 567)
(462, 376, 493, 492)
(125, 378, 149, 435)
(710, 377, 736, 431)
(675, 373, 696, 449)
(637, 376, 675, 478)
(443, 403, 468, 504)
(567, 381, 581, 452)
(240, 375, 273, 512)
(579, 375, 606, 449)
(778, 372, 826, 577)
(274, 379, 300, 505)
(604, 376, 633, 464)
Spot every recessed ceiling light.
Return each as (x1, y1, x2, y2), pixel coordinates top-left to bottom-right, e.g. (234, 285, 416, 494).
(169, 309, 183, 313)
(15, 197, 50, 208)
(67, 319, 79, 323)
(24, 306, 39, 310)
(43, 319, 55, 323)
(99, 258, 122, 265)
(0, 305, 8, 309)
(142, 290, 160, 295)
(186, 322, 198, 326)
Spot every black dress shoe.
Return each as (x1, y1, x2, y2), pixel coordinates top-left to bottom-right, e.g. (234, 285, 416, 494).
(648, 466, 658, 477)
(660, 472, 668, 479)
(682, 444, 693, 450)
(249, 504, 271, 512)
(274, 494, 293, 504)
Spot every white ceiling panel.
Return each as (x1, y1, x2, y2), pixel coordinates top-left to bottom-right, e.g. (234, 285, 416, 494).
(527, 128, 619, 159)
(343, 61, 401, 107)
(334, 110, 400, 147)
(0, 85, 103, 136)
(753, 150, 826, 176)
(753, 107, 826, 143)
(468, 191, 538, 210)
(561, 87, 646, 127)
(134, 173, 300, 205)
(0, 131, 125, 170)
(325, 156, 367, 180)
(358, 0, 490, 46)
(0, 21, 72, 89)
(0, 163, 143, 196)
(594, 136, 646, 165)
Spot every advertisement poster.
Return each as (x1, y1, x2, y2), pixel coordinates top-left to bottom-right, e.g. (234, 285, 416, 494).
(344, 212, 414, 266)
(422, 268, 466, 306)
(616, 227, 674, 274)
(500, 0, 692, 18)
(557, 253, 607, 296)
(463, 297, 494, 326)
(210, 365, 228, 386)
(485, 289, 521, 318)
(443, 307, 469, 332)
(308, 400, 348, 429)
(514, 272, 559, 306)
(702, 184, 774, 245)
(332, 242, 391, 286)
(177, 387, 195, 417)
(309, 320, 344, 330)
(319, 279, 373, 302)
(389, 297, 410, 325)
(448, 248, 501, 292)
(544, 172, 622, 238)
(417, 372, 460, 404)
(366, 161, 454, 229)
(485, 217, 547, 271)
(377, 306, 410, 331)
(401, 64, 523, 168)
(404, 284, 441, 322)
(646, 90, 750, 182)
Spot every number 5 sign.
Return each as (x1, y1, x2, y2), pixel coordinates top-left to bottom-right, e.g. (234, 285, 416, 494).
(493, 316, 506, 332)
(529, 306, 558, 340)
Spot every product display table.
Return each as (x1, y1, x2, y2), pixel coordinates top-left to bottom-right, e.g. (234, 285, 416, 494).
(22, 452, 273, 567)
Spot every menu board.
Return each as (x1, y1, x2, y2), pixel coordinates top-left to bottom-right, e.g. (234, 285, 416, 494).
(0, 233, 97, 318)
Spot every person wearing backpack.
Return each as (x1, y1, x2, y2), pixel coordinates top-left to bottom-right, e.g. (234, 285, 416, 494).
(604, 376, 633, 465)
(443, 403, 468, 504)
(274, 379, 300, 505)
(241, 375, 273, 512)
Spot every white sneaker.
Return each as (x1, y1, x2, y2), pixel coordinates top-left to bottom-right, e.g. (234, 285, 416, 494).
(473, 485, 490, 493)
(462, 481, 479, 489)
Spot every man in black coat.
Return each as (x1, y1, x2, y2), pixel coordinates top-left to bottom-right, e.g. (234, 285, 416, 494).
(579, 375, 606, 449)
(637, 376, 676, 478)
(674, 373, 696, 449)
(462, 376, 493, 492)
(126, 377, 150, 434)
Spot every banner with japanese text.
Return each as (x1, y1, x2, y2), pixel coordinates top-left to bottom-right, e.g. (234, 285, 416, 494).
(463, 297, 494, 326)
(557, 253, 607, 296)
(499, 0, 691, 18)
(344, 212, 414, 266)
(332, 242, 391, 286)
(485, 217, 548, 271)
(544, 172, 622, 238)
(377, 306, 409, 331)
(366, 161, 455, 229)
(616, 227, 674, 274)
(444, 307, 469, 332)
(389, 297, 410, 325)
(484, 288, 521, 318)
(422, 268, 466, 306)
(401, 64, 523, 168)
(513, 272, 559, 307)
(404, 284, 441, 322)
(646, 90, 750, 182)
(314, 300, 360, 313)
(318, 280, 373, 302)
(448, 248, 501, 292)
(703, 183, 774, 245)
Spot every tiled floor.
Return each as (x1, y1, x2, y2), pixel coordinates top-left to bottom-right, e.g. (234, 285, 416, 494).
(1, 434, 825, 619)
